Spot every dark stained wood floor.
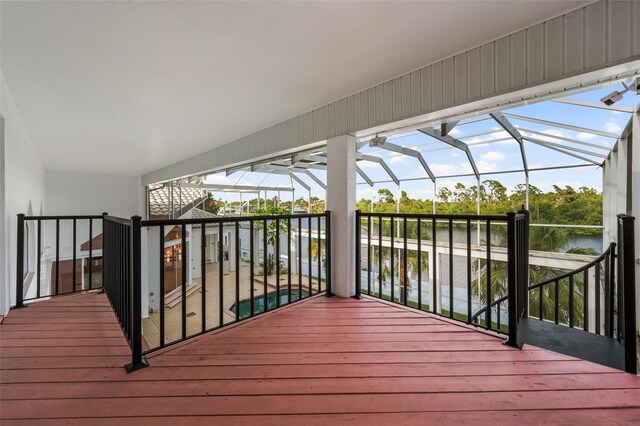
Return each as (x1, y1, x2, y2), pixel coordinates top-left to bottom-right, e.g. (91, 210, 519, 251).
(1, 292, 639, 424)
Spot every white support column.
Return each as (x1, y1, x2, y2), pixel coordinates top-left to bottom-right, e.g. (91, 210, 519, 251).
(326, 134, 356, 298)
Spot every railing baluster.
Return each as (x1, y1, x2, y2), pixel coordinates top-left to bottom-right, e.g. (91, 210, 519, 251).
(485, 220, 491, 329)
(36, 219, 41, 300)
(235, 221, 240, 320)
(604, 253, 610, 336)
(298, 217, 302, 301)
(219, 221, 224, 326)
(417, 218, 422, 310)
(355, 210, 361, 299)
(307, 216, 312, 298)
(159, 225, 165, 348)
(583, 268, 589, 331)
(539, 286, 543, 320)
(569, 275, 574, 328)
(201, 223, 206, 332)
(432, 218, 437, 313)
(554, 279, 559, 325)
(466, 219, 471, 323)
(595, 261, 601, 334)
(367, 216, 371, 296)
(250, 220, 255, 317)
(317, 216, 322, 294)
(89, 218, 93, 290)
(378, 217, 382, 299)
(325, 211, 332, 296)
(263, 219, 268, 310)
(448, 218, 453, 318)
(181, 225, 187, 340)
(55, 218, 60, 295)
(607, 246, 616, 338)
(403, 217, 408, 306)
(390, 216, 395, 303)
(287, 218, 292, 303)
(72, 219, 77, 292)
(275, 219, 280, 305)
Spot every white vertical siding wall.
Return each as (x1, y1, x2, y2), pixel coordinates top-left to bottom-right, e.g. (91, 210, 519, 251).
(143, 0, 640, 186)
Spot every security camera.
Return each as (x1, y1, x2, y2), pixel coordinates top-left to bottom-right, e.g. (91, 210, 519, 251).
(368, 135, 387, 147)
(601, 91, 625, 106)
(630, 77, 640, 95)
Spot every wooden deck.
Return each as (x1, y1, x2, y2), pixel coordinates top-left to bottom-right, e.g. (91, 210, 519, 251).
(1, 292, 639, 424)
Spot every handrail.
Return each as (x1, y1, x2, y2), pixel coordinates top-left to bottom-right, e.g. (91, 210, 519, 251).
(527, 243, 615, 291)
(356, 209, 529, 344)
(470, 242, 615, 323)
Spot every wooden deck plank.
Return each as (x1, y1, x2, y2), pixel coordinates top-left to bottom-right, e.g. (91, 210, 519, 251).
(4, 389, 640, 419)
(1, 292, 639, 423)
(4, 409, 640, 426)
(3, 373, 639, 401)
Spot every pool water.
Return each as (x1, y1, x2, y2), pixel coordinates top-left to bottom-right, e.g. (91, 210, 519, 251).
(230, 289, 311, 319)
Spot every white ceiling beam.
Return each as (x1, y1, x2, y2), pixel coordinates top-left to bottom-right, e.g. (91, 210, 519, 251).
(519, 128, 612, 151)
(523, 137, 607, 159)
(418, 127, 479, 179)
(503, 113, 620, 139)
(551, 98, 634, 113)
(356, 165, 374, 187)
(180, 183, 294, 192)
(523, 139, 601, 166)
(356, 153, 399, 185)
(489, 112, 528, 175)
(370, 140, 435, 182)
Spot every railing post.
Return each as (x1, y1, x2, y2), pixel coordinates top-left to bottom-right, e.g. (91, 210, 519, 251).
(618, 214, 637, 374)
(325, 210, 332, 297)
(98, 212, 108, 294)
(13, 213, 26, 309)
(518, 207, 530, 319)
(125, 215, 148, 373)
(354, 210, 362, 299)
(505, 211, 520, 347)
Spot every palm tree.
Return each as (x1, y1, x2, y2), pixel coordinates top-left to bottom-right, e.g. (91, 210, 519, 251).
(472, 226, 592, 328)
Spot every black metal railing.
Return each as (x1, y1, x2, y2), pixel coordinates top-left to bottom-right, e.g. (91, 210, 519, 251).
(14, 213, 105, 307)
(355, 209, 529, 345)
(524, 243, 616, 332)
(617, 214, 636, 374)
(13, 210, 331, 371)
(102, 215, 147, 372)
(140, 210, 331, 355)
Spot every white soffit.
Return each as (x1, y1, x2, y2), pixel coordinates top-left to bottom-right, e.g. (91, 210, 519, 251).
(1, 1, 593, 176)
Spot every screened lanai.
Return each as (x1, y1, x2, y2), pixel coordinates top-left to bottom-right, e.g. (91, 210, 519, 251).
(150, 79, 637, 253)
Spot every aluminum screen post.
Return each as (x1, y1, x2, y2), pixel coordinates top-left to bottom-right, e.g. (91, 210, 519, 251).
(125, 215, 148, 373)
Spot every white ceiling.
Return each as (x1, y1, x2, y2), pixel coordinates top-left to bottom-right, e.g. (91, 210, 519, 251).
(1, 1, 593, 176)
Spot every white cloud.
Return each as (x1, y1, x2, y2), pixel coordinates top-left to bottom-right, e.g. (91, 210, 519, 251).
(576, 132, 597, 141)
(388, 155, 407, 164)
(477, 160, 498, 173)
(603, 121, 622, 133)
(448, 127, 463, 136)
(450, 152, 460, 158)
(480, 151, 506, 162)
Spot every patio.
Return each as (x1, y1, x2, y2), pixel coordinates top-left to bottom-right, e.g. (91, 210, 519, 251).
(1, 291, 639, 424)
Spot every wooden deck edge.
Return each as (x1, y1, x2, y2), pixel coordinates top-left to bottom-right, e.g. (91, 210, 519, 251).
(361, 295, 506, 341)
(146, 292, 330, 359)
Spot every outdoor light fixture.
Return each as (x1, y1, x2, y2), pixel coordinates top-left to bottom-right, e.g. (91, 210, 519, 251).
(369, 134, 387, 147)
(600, 77, 639, 105)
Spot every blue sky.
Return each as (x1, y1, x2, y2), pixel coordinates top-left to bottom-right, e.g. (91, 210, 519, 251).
(205, 81, 638, 204)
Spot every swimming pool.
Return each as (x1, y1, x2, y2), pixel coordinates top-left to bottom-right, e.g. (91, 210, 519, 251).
(229, 288, 311, 319)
